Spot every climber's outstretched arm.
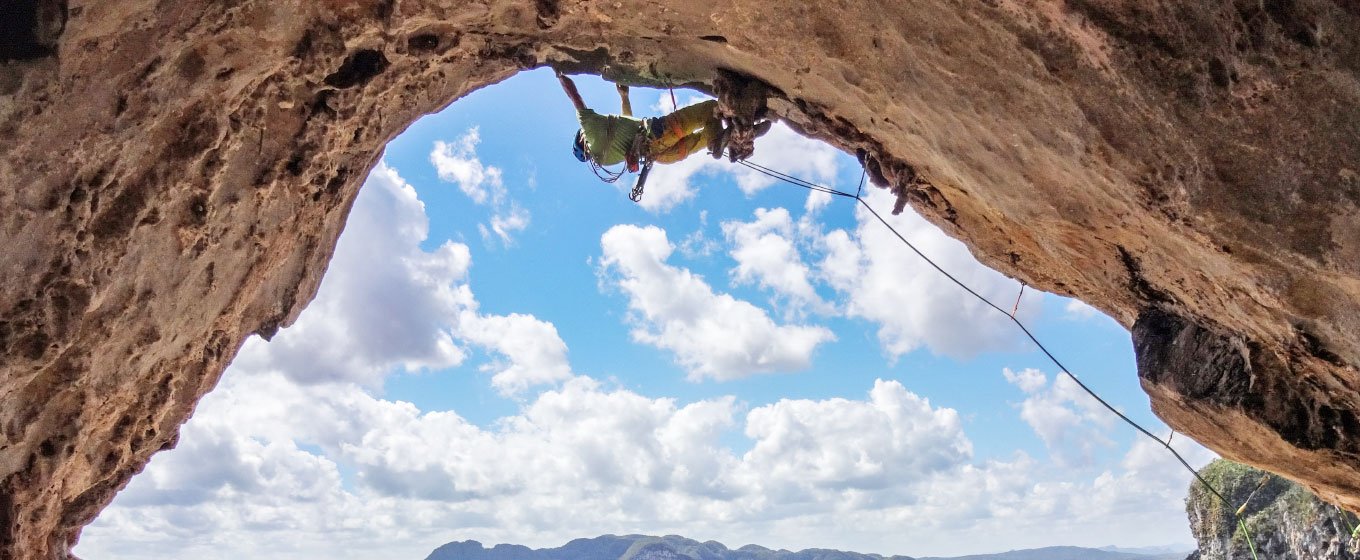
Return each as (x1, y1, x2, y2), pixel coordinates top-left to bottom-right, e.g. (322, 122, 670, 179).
(617, 83, 632, 117)
(556, 70, 587, 112)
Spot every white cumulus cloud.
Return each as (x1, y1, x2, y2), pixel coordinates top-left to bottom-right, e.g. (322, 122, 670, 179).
(233, 160, 568, 394)
(458, 312, 573, 396)
(728, 124, 840, 196)
(431, 128, 531, 245)
(635, 153, 715, 212)
(80, 368, 1211, 559)
(599, 224, 835, 381)
(1004, 367, 1116, 467)
(431, 128, 504, 205)
(482, 204, 530, 244)
(233, 162, 471, 387)
(741, 380, 971, 499)
(721, 207, 829, 313)
(816, 187, 1042, 360)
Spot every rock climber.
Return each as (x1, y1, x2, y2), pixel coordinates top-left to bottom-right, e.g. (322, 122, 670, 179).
(555, 70, 769, 178)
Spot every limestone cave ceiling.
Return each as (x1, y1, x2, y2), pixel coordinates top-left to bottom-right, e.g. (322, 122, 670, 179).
(1, 0, 1358, 558)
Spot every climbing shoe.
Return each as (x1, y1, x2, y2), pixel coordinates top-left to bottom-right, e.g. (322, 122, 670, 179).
(753, 120, 773, 138)
(708, 125, 730, 159)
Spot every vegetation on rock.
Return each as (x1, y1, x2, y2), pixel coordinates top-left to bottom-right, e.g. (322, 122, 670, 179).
(1185, 460, 1360, 559)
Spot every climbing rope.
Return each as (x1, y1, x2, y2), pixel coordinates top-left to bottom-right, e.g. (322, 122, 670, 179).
(1224, 474, 1269, 560)
(589, 158, 627, 184)
(731, 154, 1267, 557)
(1335, 504, 1360, 540)
(1237, 518, 1261, 560)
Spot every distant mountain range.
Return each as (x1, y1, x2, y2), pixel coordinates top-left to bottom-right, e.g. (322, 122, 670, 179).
(424, 535, 1189, 560)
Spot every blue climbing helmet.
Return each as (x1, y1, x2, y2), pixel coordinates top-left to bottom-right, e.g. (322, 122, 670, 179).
(572, 129, 588, 162)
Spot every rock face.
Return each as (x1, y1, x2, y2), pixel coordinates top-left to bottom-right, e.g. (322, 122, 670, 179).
(1, 0, 1358, 558)
(1185, 459, 1360, 559)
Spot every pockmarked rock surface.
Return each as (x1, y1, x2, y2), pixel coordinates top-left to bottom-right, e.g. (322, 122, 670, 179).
(1, 0, 1357, 557)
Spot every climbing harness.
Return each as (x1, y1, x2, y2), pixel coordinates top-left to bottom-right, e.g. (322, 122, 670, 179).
(626, 80, 679, 205)
(731, 154, 1275, 560)
(600, 79, 751, 204)
(596, 78, 678, 204)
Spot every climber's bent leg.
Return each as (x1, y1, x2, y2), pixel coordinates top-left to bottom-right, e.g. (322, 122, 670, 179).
(650, 130, 714, 164)
(650, 100, 719, 149)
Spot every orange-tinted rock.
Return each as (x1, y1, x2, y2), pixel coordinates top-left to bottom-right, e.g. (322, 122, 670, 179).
(1, 0, 1358, 558)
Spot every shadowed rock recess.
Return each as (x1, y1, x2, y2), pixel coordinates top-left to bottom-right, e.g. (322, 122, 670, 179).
(0, 0, 1357, 557)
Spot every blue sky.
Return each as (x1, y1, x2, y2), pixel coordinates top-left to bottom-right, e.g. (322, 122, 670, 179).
(75, 69, 1213, 559)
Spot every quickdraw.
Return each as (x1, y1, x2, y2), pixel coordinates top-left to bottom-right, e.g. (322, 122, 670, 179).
(629, 161, 654, 203)
(627, 122, 655, 203)
(626, 78, 678, 204)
